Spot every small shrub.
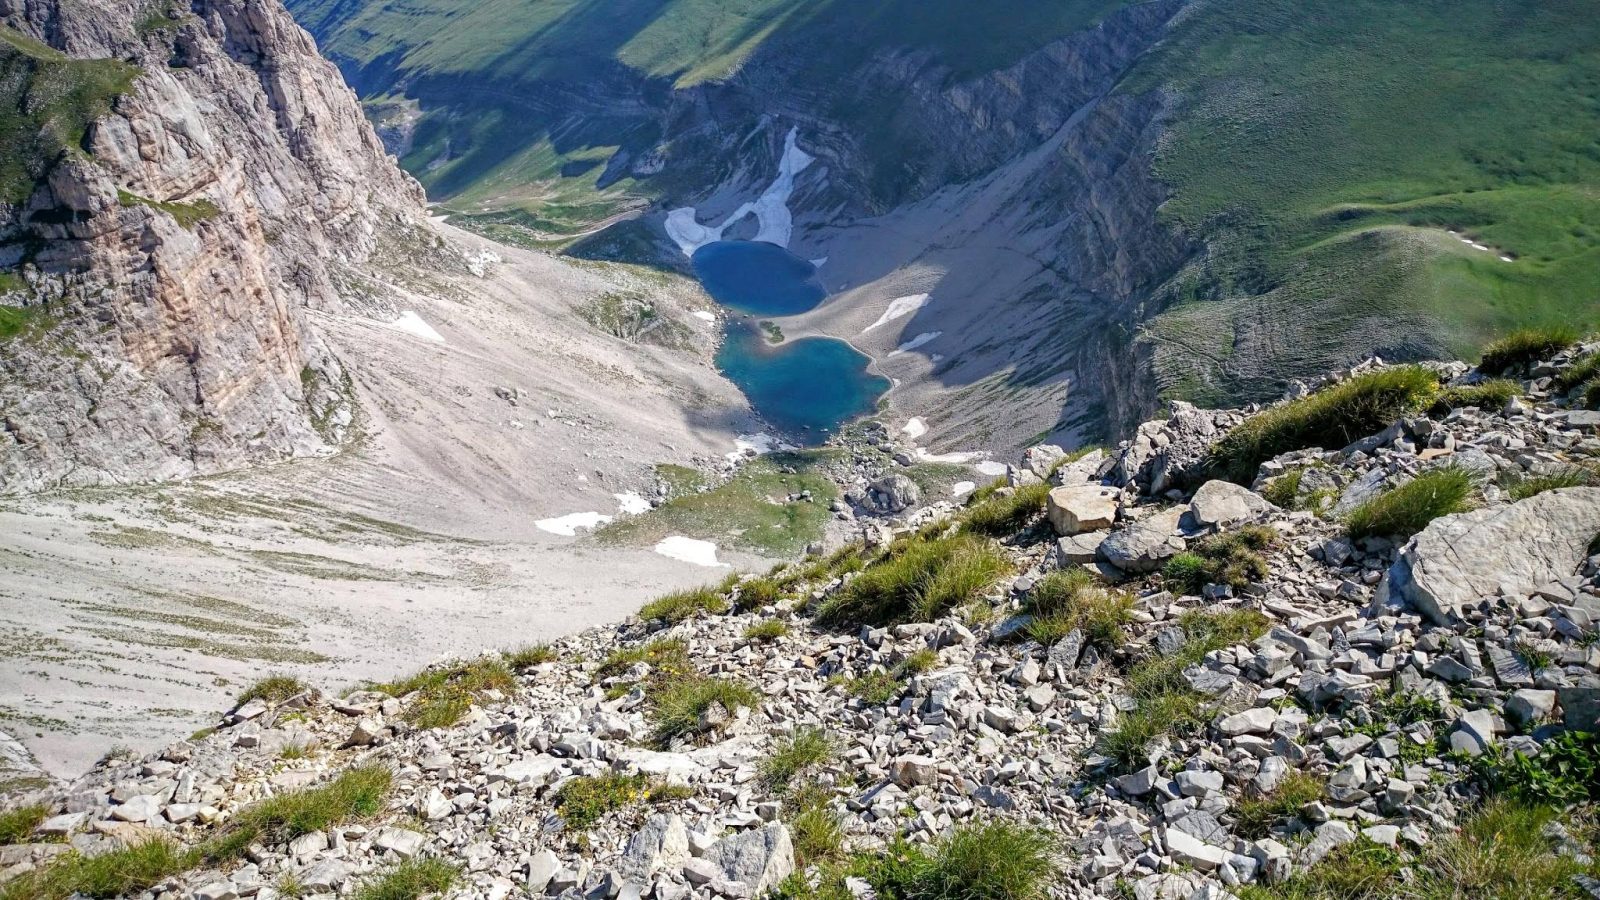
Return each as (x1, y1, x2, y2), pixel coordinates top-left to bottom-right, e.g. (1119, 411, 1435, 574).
(638, 586, 729, 624)
(1022, 569, 1134, 648)
(0, 804, 48, 845)
(649, 676, 761, 745)
(1343, 467, 1476, 540)
(761, 728, 835, 792)
(0, 838, 196, 900)
(1478, 325, 1580, 375)
(745, 619, 790, 642)
(1431, 379, 1520, 415)
(235, 674, 305, 708)
(352, 858, 459, 900)
(504, 643, 556, 670)
(1208, 365, 1440, 483)
(815, 533, 1009, 628)
(1163, 525, 1277, 593)
(1232, 771, 1324, 838)
(372, 658, 515, 729)
(648, 783, 696, 803)
(554, 773, 650, 830)
(201, 765, 391, 863)
(961, 482, 1051, 537)
(1476, 730, 1599, 805)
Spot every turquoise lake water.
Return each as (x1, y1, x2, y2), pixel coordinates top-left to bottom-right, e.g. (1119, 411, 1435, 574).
(692, 240, 888, 440)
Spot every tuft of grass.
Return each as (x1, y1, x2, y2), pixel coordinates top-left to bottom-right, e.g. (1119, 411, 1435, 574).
(745, 619, 790, 643)
(504, 643, 557, 670)
(371, 657, 515, 729)
(1260, 468, 1304, 508)
(0, 838, 194, 900)
(833, 670, 904, 706)
(1021, 569, 1135, 648)
(638, 585, 729, 625)
(649, 675, 761, 745)
(1232, 771, 1325, 838)
(790, 795, 845, 868)
(0, 804, 48, 845)
(760, 728, 835, 792)
(1553, 351, 1600, 392)
(352, 858, 459, 900)
(1431, 379, 1520, 415)
(1584, 379, 1600, 410)
(553, 773, 650, 830)
(1344, 467, 1476, 540)
(235, 674, 306, 708)
(872, 823, 1061, 900)
(960, 482, 1052, 537)
(201, 765, 392, 863)
(737, 576, 790, 610)
(1162, 525, 1278, 594)
(115, 190, 221, 230)
(1208, 366, 1440, 483)
(1102, 609, 1270, 769)
(1479, 325, 1581, 375)
(815, 533, 1009, 628)
(1504, 464, 1599, 501)
(1241, 798, 1600, 900)
(595, 638, 692, 681)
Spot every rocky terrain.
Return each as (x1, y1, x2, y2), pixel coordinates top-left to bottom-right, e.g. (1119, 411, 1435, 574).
(3, 338, 1596, 899)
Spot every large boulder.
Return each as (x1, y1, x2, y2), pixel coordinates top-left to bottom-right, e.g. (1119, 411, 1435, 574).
(1047, 485, 1119, 535)
(702, 823, 794, 894)
(1188, 480, 1274, 530)
(620, 814, 690, 881)
(865, 474, 921, 515)
(1380, 488, 1600, 625)
(1099, 508, 1186, 573)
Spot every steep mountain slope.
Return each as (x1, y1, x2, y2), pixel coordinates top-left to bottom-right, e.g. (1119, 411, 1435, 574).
(0, 0, 427, 494)
(286, 0, 1600, 446)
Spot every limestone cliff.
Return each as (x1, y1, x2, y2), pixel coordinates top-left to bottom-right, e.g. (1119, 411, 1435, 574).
(0, 0, 426, 494)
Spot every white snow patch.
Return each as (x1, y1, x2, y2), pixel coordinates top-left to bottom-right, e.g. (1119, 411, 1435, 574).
(901, 417, 928, 439)
(810, 256, 829, 268)
(726, 432, 791, 462)
(863, 294, 931, 333)
(664, 128, 815, 256)
(614, 492, 652, 515)
(976, 460, 1009, 477)
(388, 311, 444, 343)
(914, 448, 983, 464)
(654, 536, 728, 567)
(693, 310, 718, 324)
(889, 331, 942, 356)
(535, 511, 613, 536)
(951, 481, 977, 498)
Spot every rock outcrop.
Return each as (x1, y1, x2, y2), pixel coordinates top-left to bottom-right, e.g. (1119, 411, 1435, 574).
(0, 0, 427, 494)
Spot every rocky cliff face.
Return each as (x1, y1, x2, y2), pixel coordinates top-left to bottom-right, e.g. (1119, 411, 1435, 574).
(0, 0, 426, 494)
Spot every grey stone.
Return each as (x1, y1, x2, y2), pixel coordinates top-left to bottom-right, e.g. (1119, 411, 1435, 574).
(702, 823, 794, 895)
(620, 814, 690, 881)
(1047, 485, 1119, 535)
(1506, 689, 1557, 727)
(1189, 480, 1272, 529)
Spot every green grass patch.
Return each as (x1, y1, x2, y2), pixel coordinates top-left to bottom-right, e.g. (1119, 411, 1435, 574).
(200, 765, 390, 864)
(1479, 325, 1582, 375)
(1232, 771, 1325, 839)
(1102, 609, 1270, 769)
(116, 190, 221, 230)
(595, 638, 692, 681)
(370, 658, 515, 729)
(960, 482, 1051, 537)
(0, 803, 47, 845)
(744, 619, 790, 643)
(1554, 352, 1600, 392)
(815, 533, 1009, 628)
(504, 643, 557, 670)
(1475, 729, 1600, 805)
(1431, 379, 1520, 415)
(1021, 569, 1134, 648)
(553, 773, 651, 830)
(648, 675, 761, 746)
(600, 451, 843, 556)
(789, 788, 845, 868)
(870, 823, 1060, 900)
(1208, 366, 1440, 484)
(235, 674, 306, 708)
(1344, 467, 1477, 540)
(735, 576, 790, 610)
(1162, 525, 1278, 594)
(0, 838, 194, 900)
(351, 858, 459, 900)
(1504, 465, 1599, 500)
(638, 585, 729, 625)
(760, 728, 834, 792)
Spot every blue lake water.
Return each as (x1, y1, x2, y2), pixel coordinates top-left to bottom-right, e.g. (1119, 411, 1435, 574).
(692, 240, 887, 441)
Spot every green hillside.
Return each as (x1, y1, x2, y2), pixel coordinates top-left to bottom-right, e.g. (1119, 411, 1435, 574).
(1133, 0, 1600, 401)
